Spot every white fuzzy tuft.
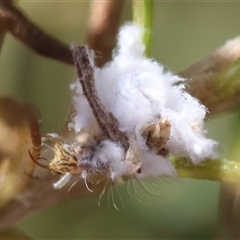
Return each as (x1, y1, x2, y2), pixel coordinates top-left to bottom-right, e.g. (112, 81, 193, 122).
(70, 23, 218, 179)
(139, 151, 177, 178)
(93, 140, 126, 180)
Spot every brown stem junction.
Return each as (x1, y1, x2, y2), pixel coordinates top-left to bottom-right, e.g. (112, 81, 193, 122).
(0, 1, 73, 64)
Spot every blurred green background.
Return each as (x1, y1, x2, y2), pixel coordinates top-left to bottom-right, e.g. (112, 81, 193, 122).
(1, 1, 240, 239)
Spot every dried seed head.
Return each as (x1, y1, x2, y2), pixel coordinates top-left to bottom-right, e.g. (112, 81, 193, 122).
(29, 135, 81, 175)
(142, 117, 171, 155)
(48, 143, 79, 175)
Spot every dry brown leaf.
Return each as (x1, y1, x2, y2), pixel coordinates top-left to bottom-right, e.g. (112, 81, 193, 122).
(0, 97, 41, 207)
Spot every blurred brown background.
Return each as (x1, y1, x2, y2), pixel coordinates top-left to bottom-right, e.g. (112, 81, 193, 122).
(1, 1, 240, 239)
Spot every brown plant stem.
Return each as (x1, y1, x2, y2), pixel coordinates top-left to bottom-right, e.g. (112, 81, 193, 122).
(0, 1, 73, 65)
(180, 36, 240, 115)
(0, 18, 6, 51)
(217, 183, 240, 239)
(72, 46, 129, 151)
(0, 172, 93, 230)
(0, 0, 14, 52)
(86, 0, 125, 67)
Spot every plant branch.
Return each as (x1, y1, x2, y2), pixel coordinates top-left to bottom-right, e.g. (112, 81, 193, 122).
(0, 1, 73, 65)
(171, 157, 240, 183)
(86, 0, 125, 67)
(72, 46, 129, 151)
(217, 182, 240, 238)
(0, 0, 15, 52)
(180, 36, 240, 115)
(132, 0, 153, 57)
(0, 14, 6, 52)
(0, 171, 95, 231)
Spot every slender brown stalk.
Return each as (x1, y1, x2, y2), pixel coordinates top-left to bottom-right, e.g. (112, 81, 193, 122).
(71, 46, 129, 151)
(0, 0, 14, 51)
(0, 21, 6, 51)
(0, 1, 73, 64)
(217, 183, 240, 238)
(86, 0, 125, 67)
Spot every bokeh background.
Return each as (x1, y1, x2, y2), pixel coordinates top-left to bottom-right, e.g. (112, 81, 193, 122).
(1, 1, 240, 239)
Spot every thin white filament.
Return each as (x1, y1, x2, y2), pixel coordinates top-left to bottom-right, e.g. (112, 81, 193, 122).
(110, 183, 120, 211)
(135, 177, 162, 197)
(68, 176, 82, 192)
(98, 178, 109, 207)
(82, 171, 93, 192)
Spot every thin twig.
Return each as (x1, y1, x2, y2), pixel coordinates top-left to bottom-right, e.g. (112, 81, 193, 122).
(0, 0, 14, 52)
(71, 46, 129, 151)
(86, 0, 125, 67)
(0, 21, 6, 51)
(0, 1, 73, 65)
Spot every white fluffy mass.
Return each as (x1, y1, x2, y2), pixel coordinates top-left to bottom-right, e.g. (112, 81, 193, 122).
(70, 23, 217, 180)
